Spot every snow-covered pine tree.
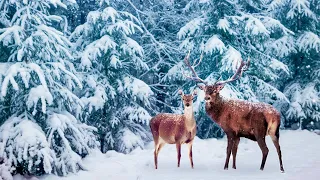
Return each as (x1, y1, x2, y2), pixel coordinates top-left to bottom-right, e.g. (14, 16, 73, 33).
(0, 157, 13, 180)
(52, 0, 100, 34)
(0, 0, 97, 176)
(70, 1, 154, 153)
(164, 0, 292, 138)
(266, 0, 320, 130)
(106, 0, 192, 113)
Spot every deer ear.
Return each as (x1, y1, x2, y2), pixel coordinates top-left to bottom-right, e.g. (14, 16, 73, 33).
(216, 84, 225, 92)
(178, 89, 184, 96)
(198, 84, 205, 90)
(192, 90, 197, 96)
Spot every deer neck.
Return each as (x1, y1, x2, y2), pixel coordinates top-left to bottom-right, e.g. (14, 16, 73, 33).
(183, 106, 195, 128)
(214, 94, 224, 106)
(206, 94, 224, 123)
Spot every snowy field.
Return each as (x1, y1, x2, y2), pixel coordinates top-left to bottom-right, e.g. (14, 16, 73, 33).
(35, 130, 319, 180)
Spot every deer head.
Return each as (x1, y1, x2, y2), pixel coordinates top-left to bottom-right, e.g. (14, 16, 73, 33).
(178, 89, 197, 108)
(183, 51, 250, 102)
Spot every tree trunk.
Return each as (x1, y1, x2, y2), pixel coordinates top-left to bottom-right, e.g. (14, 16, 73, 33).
(100, 132, 106, 153)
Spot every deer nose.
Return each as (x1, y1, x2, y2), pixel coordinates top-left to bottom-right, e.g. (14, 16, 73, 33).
(205, 96, 211, 101)
(185, 103, 190, 107)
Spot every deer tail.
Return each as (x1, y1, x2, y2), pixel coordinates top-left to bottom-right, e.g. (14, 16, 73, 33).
(267, 115, 281, 138)
(149, 117, 159, 138)
(267, 122, 272, 135)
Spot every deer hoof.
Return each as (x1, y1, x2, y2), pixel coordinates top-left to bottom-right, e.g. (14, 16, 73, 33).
(232, 166, 236, 169)
(224, 167, 228, 170)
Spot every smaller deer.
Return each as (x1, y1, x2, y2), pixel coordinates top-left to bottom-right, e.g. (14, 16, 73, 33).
(150, 90, 197, 169)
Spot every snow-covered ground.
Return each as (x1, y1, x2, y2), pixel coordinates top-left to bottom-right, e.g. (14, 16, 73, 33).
(39, 130, 319, 180)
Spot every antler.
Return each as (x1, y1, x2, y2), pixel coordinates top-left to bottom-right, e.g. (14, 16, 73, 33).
(182, 50, 207, 84)
(215, 57, 250, 85)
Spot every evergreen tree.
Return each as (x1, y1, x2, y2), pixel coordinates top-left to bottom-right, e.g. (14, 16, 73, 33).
(165, 0, 292, 138)
(267, 0, 320, 130)
(70, 1, 154, 153)
(53, 0, 100, 33)
(107, 0, 192, 113)
(0, 0, 97, 176)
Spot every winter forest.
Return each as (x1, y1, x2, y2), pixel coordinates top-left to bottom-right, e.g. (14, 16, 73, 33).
(0, 0, 319, 179)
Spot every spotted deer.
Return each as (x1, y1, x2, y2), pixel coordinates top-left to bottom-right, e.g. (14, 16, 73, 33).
(150, 90, 197, 169)
(183, 51, 284, 172)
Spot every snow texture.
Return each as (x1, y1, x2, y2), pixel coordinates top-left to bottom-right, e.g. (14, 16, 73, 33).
(37, 131, 320, 180)
(47, 111, 98, 176)
(217, 18, 230, 33)
(0, 115, 54, 174)
(297, 32, 320, 52)
(0, 158, 13, 180)
(284, 83, 320, 127)
(118, 76, 153, 107)
(177, 18, 203, 39)
(221, 46, 242, 73)
(203, 35, 226, 55)
(267, 35, 297, 57)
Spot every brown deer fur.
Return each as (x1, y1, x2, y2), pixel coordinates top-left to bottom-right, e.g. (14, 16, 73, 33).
(199, 84, 284, 172)
(183, 51, 284, 172)
(150, 90, 197, 169)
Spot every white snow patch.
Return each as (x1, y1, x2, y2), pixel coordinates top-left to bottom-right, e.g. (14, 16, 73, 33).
(203, 35, 226, 55)
(217, 18, 230, 33)
(221, 46, 242, 73)
(245, 16, 270, 36)
(81, 86, 107, 113)
(119, 128, 144, 154)
(118, 76, 153, 107)
(0, 115, 54, 174)
(26, 85, 53, 115)
(269, 58, 290, 74)
(297, 32, 320, 52)
(39, 131, 320, 180)
(178, 18, 203, 39)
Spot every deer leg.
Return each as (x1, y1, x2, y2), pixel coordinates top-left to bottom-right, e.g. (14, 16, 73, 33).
(176, 143, 182, 167)
(188, 140, 194, 169)
(154, 142, 159, 169)
(157, 142, 165, 152)
(224, 136, 234, 170)
(271, 135, 284, 172)
(232, 137, 240, 169)
(257, 138, 269, 171)
(154, 142, 165, 169)
(153, 133, 159, 169)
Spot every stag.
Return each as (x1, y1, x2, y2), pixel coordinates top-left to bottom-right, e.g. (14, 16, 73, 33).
(150, 90, 197, 169)
(183, 51, 284, 172)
